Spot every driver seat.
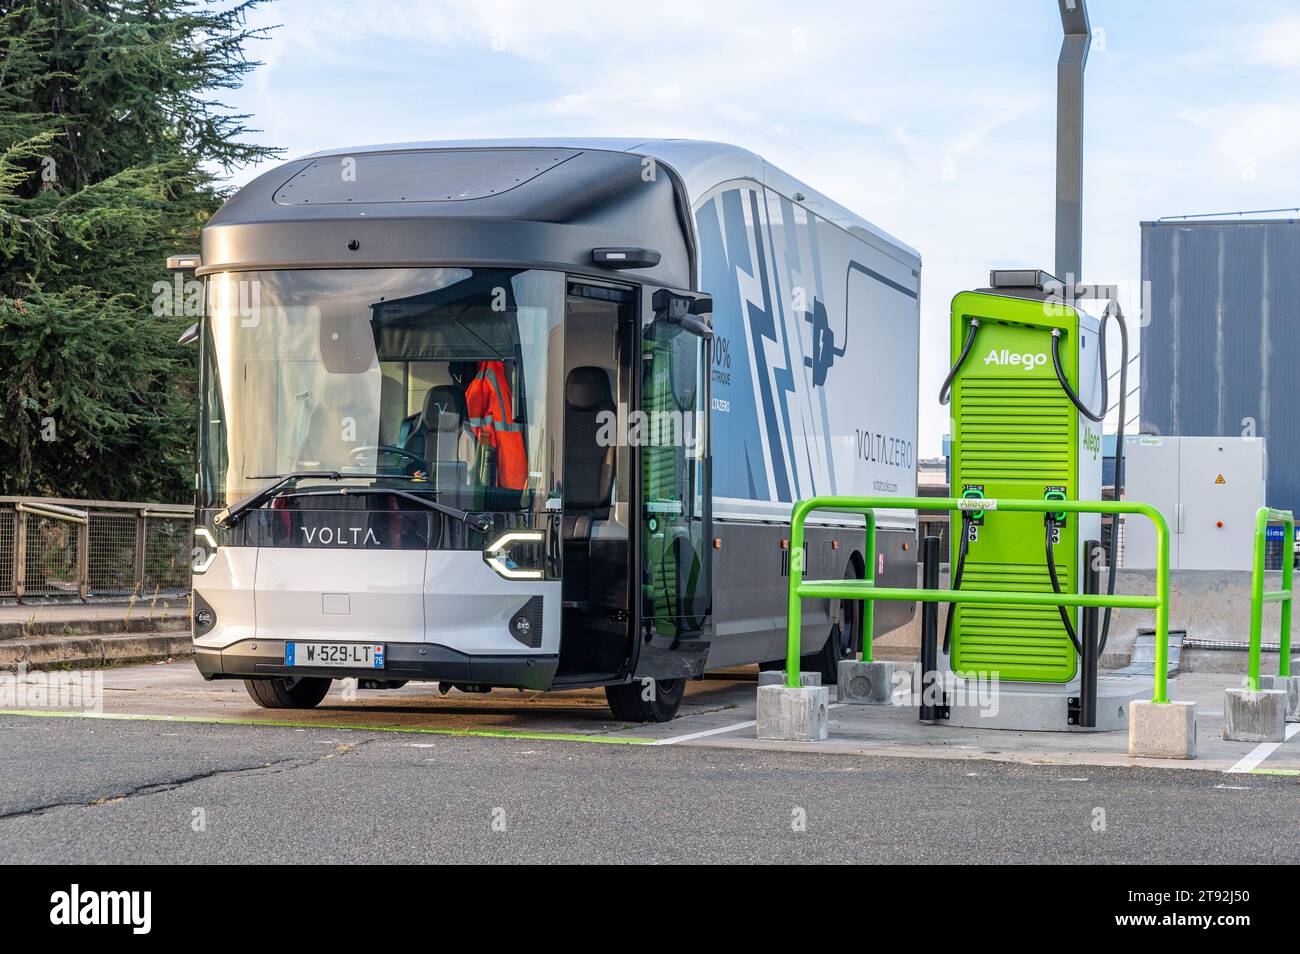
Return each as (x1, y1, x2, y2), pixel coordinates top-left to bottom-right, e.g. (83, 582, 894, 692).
(405, 384, 470, 485)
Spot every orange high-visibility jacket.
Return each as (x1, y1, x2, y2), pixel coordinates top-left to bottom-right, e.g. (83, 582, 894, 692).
(465, 360, 527, 489)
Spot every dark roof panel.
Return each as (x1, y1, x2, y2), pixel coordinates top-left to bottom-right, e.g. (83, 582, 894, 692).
(202, 147, 696, 288)
(272, 149, 579, 205)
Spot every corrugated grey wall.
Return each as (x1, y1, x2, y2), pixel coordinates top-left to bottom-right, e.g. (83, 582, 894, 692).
(1140, 219, 1300, 513)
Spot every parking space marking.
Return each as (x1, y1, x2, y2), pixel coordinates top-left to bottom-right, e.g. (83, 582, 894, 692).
(651, 719, 756, 745)
(652, 702, 848, 745)
(1226, 722, 1300, 774)
(0, 708, 653, 745)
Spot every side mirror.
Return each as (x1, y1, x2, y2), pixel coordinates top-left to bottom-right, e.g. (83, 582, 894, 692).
(649, 289, 713, 339)
(166, 254, 202, 272)
(170, 255, 202, 347)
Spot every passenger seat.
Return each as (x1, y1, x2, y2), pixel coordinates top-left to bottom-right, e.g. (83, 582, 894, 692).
(562, 367, 615, 604)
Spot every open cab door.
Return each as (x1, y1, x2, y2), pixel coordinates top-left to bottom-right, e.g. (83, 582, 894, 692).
(553, 281, 713, 720)
(630, 286, 714, 682)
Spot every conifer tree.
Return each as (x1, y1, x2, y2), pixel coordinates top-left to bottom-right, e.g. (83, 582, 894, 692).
(0, 0, 280, 500)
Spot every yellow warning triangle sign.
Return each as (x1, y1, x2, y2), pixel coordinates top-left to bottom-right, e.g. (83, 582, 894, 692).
(1215, 474, 1226, 484)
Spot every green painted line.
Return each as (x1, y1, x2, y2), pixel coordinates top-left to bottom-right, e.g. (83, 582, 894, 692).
(1249, 767, 1300, 776)
(0, 708, 653, 745)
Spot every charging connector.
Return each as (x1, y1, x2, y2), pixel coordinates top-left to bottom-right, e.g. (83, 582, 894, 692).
(943, 486, 984, 655)
(1043, 486, 1067, 545)
(1042, 487, 1082, 656)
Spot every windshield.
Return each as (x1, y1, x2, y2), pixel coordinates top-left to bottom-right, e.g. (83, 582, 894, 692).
(199, 268, 564, 512)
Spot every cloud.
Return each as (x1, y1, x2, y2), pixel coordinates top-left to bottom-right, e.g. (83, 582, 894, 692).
(1242, 16, 1300, 71)
(214, 0, 1300, 453)
(1176, 102, 1300, 176)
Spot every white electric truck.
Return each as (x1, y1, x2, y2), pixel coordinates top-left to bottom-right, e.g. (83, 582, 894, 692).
(184, 139, 921, 721)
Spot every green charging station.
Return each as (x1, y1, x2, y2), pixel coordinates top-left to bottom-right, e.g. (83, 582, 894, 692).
(930, 269, 1159, 731)
(947, 286, 1103, 684)
(779, 269, 1168, 734)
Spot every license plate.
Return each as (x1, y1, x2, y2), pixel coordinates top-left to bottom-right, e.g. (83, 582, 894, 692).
(285, 642, 385, 669)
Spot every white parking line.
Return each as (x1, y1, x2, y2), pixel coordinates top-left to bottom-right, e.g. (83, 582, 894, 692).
(652, 702, 848, 745)
(1226, 722, 1300, 774)
(651, 720, 756, 745)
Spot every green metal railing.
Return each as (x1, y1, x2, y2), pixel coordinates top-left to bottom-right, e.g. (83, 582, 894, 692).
(786, 496, 1175, 702)
(1247, 506, 1294, 692)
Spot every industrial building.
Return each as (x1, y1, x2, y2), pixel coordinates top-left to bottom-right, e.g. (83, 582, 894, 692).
(1140, 217, 1300, 518)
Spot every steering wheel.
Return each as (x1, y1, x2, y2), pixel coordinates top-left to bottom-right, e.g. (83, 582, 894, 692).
(349, 444, 425, 469)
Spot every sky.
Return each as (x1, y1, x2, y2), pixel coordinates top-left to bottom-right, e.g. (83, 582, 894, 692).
(219, 0, 1300, 455)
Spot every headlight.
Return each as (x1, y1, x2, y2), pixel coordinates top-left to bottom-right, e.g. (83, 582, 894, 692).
(192, 527, 218, 574)
(483, 530, 545, 580)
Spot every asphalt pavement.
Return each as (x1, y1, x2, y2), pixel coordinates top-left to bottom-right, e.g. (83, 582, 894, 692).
(0, 714, 1294, 864)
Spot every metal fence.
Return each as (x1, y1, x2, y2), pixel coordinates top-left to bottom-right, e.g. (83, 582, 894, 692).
(1249, 507, 1294, 691)
(788, 495, 1175, 704)
(0, 497, 193, 602)
(1264, 538, 1294, 571)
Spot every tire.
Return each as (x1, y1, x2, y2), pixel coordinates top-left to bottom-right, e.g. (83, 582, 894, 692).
(243, 676, 332, 709)
(804, 563, 863, 685)
(605, 678, 685, 723)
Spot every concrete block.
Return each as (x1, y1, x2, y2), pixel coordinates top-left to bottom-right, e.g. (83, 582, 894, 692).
(1259, 674, 1300, 723)
(1128, 700, 1198, 759)
(756, 670, 821, 688)
(1223, 688, 1287, 742)
(756, 685, 829, 742)
(836, 660, 897, 705)
(947, 674, 1158, 732)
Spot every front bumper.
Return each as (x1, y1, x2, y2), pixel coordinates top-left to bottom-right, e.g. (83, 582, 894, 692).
(195, 639, 558, 691)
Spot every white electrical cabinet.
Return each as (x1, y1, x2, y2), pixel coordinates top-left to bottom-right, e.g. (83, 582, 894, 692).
(1122, 436, 1267, 571)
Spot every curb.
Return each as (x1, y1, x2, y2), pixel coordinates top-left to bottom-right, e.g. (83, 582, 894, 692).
(0, 614, 189, 641)
(0, 631, 194, 671)
(1182, 646, 1300, 675)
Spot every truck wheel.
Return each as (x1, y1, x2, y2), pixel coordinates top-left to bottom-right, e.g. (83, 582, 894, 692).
(605, 678, 685, 722)
(243, 676, 332, 709)
(806, 565, 863, 684)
